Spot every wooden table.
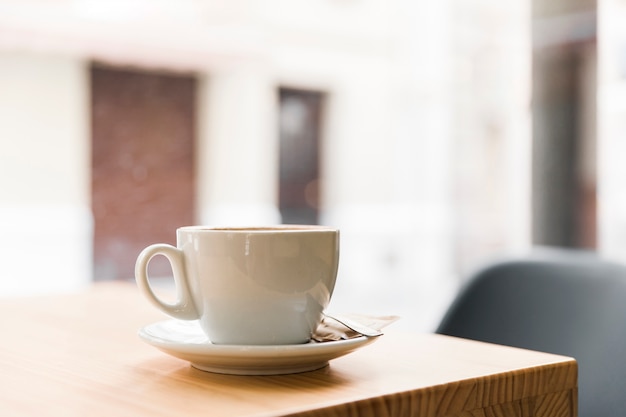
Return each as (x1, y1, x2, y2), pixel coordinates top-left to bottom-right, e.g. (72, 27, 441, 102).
(0, 282, 577, 417)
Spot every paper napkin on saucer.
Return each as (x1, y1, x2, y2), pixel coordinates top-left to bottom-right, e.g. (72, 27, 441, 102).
(313, 314, 400, 342)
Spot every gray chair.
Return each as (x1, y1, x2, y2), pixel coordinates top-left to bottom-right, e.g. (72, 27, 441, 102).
(436, 248, 626, 417)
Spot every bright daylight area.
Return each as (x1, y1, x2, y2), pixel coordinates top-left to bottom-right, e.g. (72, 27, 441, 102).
(0, 0, 624, 334)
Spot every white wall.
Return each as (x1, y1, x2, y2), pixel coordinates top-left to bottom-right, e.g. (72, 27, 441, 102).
(598, 1, 626, 262)
(0, 52, 92, 296)
(198, 1, 457, 331)
(0, 1, 532, 333)
(196, 68, 282, 226)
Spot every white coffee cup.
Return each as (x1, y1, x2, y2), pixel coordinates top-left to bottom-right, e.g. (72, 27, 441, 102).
(135, 225, 339, 345)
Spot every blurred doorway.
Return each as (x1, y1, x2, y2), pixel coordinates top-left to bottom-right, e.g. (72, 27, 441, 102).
(531, 7, 597, 249)
(91, 65, 196, 280)
(278, 88, 324, 225)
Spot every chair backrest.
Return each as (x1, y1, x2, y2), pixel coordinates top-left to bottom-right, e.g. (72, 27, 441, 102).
(436, 248, 626, 417)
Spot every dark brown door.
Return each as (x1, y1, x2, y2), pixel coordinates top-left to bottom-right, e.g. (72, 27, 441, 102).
(278, 88, 324, 225)
(91, 65, 196, 280)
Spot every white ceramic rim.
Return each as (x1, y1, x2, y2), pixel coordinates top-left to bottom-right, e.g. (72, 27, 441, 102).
(177, 225, 338, 233)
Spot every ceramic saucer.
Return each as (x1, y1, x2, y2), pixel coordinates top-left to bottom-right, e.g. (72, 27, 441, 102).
(138, 320, 378, 375)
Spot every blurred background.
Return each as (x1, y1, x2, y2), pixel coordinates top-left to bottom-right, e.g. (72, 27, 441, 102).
(0, 0, 622, 331)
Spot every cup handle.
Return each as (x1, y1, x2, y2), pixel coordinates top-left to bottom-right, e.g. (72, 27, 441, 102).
(134, 243, 199, 320)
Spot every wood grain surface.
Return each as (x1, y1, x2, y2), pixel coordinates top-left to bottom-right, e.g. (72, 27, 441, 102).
(0, 282, 577, 417)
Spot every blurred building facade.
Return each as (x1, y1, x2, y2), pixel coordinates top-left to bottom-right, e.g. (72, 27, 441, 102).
(0, 0, 537, 330)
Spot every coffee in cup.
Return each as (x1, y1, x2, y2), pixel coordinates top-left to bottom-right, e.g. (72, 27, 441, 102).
(135, 225, 339, 345)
